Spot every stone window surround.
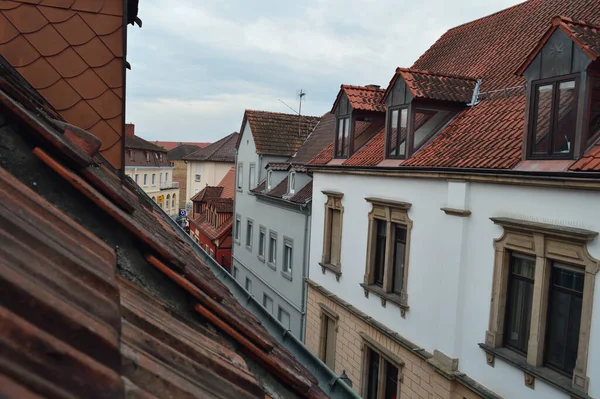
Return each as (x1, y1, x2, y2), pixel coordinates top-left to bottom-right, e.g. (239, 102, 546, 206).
(234, 213, 241, 244)
(362, 197, 412, 314)
(282, 236, 293, 281)
(268, 230, 278, 270)
(319, 190, 344, 280)
(257, 225, 266, 263)
(318, 303, 338, 369)
(483, 217, 598, 395)
(245, 217, 253, 252)
(359, 331, 404, 399)
(237, 163, 243, 192)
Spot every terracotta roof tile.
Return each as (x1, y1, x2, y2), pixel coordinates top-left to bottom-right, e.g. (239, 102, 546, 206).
(343, 128, 386, 167)
(243, 110, 320, 156)
(154, 141, 211, 151)
(412, 0, 600, 92)
(59, 97, 100, 129)
(334, 85, 386, 113)
(290, 112, 336, 164)
(571, 142, 600, 171)
(208, 198, 234, 213)
(289, 180, 313, 204)
(265, 176, 289, 199)
(307, 142, 334, 166)
(251, 180, 266, 194)
(0, 1, 126, 169)
(384, 68, 478, 103)
(183, 132, 238, 162)
(191, 213, 233, 241)
(217, 167, 236, 199)
(191, 186, 224, 202)
(125, 134, 166, 153)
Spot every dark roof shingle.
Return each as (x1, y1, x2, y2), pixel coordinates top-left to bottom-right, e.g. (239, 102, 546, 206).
(290, 112, 336, 164)
(244, 110, 320, 156)
(125, 135, 167, 152)
(183, 132, 238, 162)
(167, 144, 202, 160)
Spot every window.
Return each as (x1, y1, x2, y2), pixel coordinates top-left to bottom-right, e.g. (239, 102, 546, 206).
(258, 226, 266, 260)
(232, 266, 238, 280)
(268, 231, 277, 267)
(152, 174, 156, 185)
(134, 174, 139, 184)
(386, 107, 407, 158)
(361, 341, 401, 399)
(335, 116, 350, 158)
(165, 172, 169, 182)
(283, 238, 293, 276)
(145, 152, 150, 161)
(172, 194, 175, 210)
(319, 305, 338, 369)
(529, 77, 577, 158)
(321, 191, 344, 278)
(129, 150, 134, 161)
(143, 174, 148, 186)
(195, 174, 201, 182)
(245, 277, 252, 294)
(209, 248, 214, 258)
(237, 163, 243, 191)
(289, 172, 296, 194)
(587, 75, 600, 143)
(159, 173, 163, 185)
(246, 219, 253, 251)
(267, 170, 273, 190)
(485, 217, 599, 393)
(195, 163, 201, 182)
(363, 198, 412, 310)
(249, 163, 256, 189)
(263, 294, 273, 314)
(165, 195, 171, 211)
(234, 214, 241, 243)
(277, 306, 290, 329)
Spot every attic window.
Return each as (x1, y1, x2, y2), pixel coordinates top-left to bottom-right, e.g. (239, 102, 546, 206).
(267, 170, 273, 190)
(145, 152, 150, 161)
(386, 106, 456, 158)
(588, 75, 600, 143)
(528, 77, 578, 158)
(289, 172, 296, 194)
(335, 117, 350, 158)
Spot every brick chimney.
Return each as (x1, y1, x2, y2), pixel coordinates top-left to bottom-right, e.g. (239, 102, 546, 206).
(125, 124, 135, 138)
(366, 84, 381, 90)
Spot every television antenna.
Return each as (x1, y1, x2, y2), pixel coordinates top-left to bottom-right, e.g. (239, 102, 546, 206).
(297, 89, 306, 136)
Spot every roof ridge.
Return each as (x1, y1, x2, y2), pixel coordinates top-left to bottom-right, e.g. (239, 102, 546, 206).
(245, 109, 320, 119)
(397, 67, 479, 81)
(341, 84, 386, 92)
(553, 15, 600, 28)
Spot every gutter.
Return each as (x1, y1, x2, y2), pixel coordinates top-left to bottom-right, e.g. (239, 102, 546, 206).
(161, 206, 360, 399)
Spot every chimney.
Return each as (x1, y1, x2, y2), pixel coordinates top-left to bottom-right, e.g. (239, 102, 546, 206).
(125, 124, 135, 138)
(365, 84, 380, 90)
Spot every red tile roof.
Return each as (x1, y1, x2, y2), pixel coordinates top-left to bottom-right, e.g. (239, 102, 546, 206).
(344, 128, 386, 167)
(217, 166, 236, 199)
(0, 0, 125, 169)
(517, 16, 600, 75)
(331, 85, 386, 113)
(571, 142, 600, 171)
(190, 186, 223, 202)
(209, 197, 234, 213)
(183, 132, 238, 163)
(383, 68, 478, 103)
(412, 0, 600, 92)
(154, 141, 211, 151)
(290, 112, 336, 164)
(191, 212, 233, 241)
(243, 110, 321, 156)
(289, 180, 313, 204)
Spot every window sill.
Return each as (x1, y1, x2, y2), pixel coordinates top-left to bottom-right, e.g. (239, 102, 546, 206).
(478, 344, 589, 399)
(318, 262, 341, 281)
(257, 255, 265, 263)
(360, 283, 409, 313)
(245, 245, 252, 253)
(234, 239, 241, 246)
(267, 261, 276, 271)
(281, 270, 292, 281)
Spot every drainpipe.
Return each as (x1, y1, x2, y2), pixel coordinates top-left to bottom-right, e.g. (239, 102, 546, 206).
(300, 207, 310, 342)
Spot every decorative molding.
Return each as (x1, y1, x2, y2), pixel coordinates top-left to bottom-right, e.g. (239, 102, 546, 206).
(490, 217, 598, 242)
(486, 353, 495, 367)
(440, 207, 471, 217)
(359, 283, 409, 312)
(365, 197, 412, 210)
(359, 332, 405, 367)
(321, 190, 344, 199)
(524, 372, 535, 389)
(319, 262, 342, 281)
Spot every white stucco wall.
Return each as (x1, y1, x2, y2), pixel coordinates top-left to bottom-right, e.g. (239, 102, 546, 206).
(125, 165, 179, 216)
(185, 161, 233, 203)
(309, 171, 600, 399)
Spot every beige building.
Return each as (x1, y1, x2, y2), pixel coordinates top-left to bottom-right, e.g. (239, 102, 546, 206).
(182, 132, 238, 208)
(124, 124, 179, 217)
(167, 144, 203, 209)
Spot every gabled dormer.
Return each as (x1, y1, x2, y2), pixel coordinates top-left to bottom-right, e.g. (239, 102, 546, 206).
(517, 16, 600, 160)
(331, 85, 386, 159)
(381, 68, 476, 159)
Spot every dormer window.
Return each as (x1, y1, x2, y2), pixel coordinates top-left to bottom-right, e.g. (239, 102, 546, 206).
(529, 77, 578, 158)
(587, 75, 600, 143)
(335, 116, 350, 158)
(267, 170, 273, 190)
(145, 151, 150, 162)
(386, 107, 408, 157)
(289, 171, 296, 194)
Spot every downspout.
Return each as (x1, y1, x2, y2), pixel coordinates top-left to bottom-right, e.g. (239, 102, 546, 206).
(300, 205, 310, 342)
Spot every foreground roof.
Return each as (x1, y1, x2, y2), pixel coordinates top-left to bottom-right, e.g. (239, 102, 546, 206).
(0, 0, 126, 168)
(183, 132, 238, 163)
(243, 110, 321, 156)
(0, 43, 330, 399)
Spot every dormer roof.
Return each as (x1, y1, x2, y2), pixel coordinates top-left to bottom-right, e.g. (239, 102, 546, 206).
(330, 85, 386, 113)
(382, 68, 479, 104)
(516, 16, 600, 75)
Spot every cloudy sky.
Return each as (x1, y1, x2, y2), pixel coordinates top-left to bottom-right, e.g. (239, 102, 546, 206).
(125, 0, 523, 143)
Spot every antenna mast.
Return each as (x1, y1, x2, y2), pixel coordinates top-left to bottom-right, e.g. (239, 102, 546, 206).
(298, 89, 306, 136)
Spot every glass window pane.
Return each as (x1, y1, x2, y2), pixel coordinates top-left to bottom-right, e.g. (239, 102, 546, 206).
(413, 108, 453, 149)
(336, 118, 344, 157)
(545, 264, 584, 375)
(588, 76, 600, 142)
(342, 117, 350, 157)
(366, 348, 379, 399)
(398, 108, 407, 156)
(504, 254, 535, 354)
(553, 80, 577, 154)
(392, 225, 407, 295)
(533, 84, 553, 154)
(374, 220, 387, 286)
(384, 361, 399, 399)
(388, 109, 399, 156)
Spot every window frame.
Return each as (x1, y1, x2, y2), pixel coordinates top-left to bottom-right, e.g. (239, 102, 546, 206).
(282, 237, 293, 279)
(151, 173, 156, 185)
(245, 218, 253, 252)
(143, 174, 148, 186)
(319, 304, 338, 370)
(385, 105, 409, 159)
(360, 333, 403, 399)
(234, 214, 241, 244)
(277, 306, 291, 329)
(263, 293, 273, 314)
(363, 197, 412, 313)
(267, 170, 273, 190)
(485, 217, 599, 393)
(585, 72, 600, 146)
(289, 171, 296, 194)
(245, 277, 252, 294)
(249, 163, 256, 190)
(268, 230, 277, 270)
(258, 225, 266, 262)
(134, 174, 139, 184)
(334, 115, 351, 159)
(527, 74, 580, 160)
(320, 191, 344, 279)
(237, 163, 243, 191)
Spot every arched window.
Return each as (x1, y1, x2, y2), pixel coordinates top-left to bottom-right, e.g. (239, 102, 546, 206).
(166, 194, 170, 211)
(172, 194, 176, 210)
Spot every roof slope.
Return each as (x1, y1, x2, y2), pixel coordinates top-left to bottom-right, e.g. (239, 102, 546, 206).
(0, 0, 125, 168)
(218, 166, 236, 199)
(244, 110, 320, 156)
(155, 141, 211, 151)
(412, 0, 600, 92)
(385, 68, 478, 103)
(0, 40, 329, 399)
(183, 132, 238, 162)
(125, 135, 167, 152)
(168, 144, 202, 160)
(331, 85, 386, 113)
(290, 113, 336, 164)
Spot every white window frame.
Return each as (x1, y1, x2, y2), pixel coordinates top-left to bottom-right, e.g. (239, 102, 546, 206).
(289, 171, 296, 194)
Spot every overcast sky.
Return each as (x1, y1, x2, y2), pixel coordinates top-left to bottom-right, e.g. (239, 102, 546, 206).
(125, 0, 523, 143)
